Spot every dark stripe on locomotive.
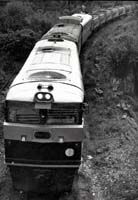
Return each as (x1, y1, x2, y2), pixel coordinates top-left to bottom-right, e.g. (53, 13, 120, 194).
(5, 140, 81, 165)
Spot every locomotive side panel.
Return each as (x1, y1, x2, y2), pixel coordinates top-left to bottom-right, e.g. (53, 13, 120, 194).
(124, 5, 132, 14)
(111, 8, 120, 19)
(72, 13, 93, 46)
(92, 15, 100, 30)
(99, 13, 106, 25)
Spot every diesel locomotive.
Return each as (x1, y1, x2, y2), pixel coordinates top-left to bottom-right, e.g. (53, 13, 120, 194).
(3, 4, 135, 194)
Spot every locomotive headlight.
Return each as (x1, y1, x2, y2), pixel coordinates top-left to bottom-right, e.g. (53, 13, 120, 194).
(21, 135, 27, 142)
(45, 93, 51, 100)
(35, 92, 53, 102)
(58, 136, 64, 143)
(65, 148, 74, 157)
(37, 93, 43, 100)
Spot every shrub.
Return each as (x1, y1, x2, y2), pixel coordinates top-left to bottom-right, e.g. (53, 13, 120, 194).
(0, 1, 52, 35)
(0, 1, 33, 32)
(25, 11, 52, 35)
(108, 34, 138, 95)
(0, 29, 39, 72)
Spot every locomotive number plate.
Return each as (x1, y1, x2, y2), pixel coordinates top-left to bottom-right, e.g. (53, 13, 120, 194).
(35, 103, 51, 109)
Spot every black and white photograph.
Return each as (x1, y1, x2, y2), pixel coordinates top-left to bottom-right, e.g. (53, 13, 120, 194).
(0, 0, 138, 199)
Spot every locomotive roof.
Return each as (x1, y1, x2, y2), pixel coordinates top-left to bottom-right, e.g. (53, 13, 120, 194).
(31, 46, 71, 68)
(42, 23, 81, 43)
(10, 39, 82, 88)
(8, 38, 84, 102)
(72, 13, 92, 26)
(42, 13, 92, 43)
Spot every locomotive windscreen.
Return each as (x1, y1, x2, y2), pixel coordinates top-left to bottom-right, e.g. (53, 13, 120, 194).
(28, 71, 67, 80)
(5, 101, 83, 125)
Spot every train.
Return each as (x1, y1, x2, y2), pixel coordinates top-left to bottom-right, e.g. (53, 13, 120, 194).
(3, 3, 136, 194)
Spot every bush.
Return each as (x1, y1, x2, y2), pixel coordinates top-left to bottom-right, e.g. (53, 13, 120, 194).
(0, 29, 39, 72)
(108, 34, 138, 95)
(25, 11, 52, 35)
(0, 1, 33, 32)
(0, 1, 52, 35)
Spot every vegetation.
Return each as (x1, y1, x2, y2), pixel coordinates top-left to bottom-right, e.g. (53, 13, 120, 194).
(0, 1, 53, 75)
(78, 7, 138, 200)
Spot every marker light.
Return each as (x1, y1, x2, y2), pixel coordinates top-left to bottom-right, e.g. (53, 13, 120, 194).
(37, 93, 43, 100)
(37, 84, 42, 90)
(58, 136, 64, 143)
(21, 135, 26, 142)
(48, 85, 54, 91)
(65, 148, 74, 157)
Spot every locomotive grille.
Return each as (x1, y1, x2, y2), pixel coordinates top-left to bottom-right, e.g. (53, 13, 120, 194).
(16, 114, 40, 124)
(6, 101, 82, 125)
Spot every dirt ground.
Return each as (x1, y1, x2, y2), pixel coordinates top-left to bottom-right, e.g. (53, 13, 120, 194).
(0, 11, 138, 200)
